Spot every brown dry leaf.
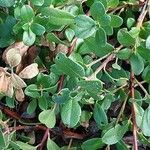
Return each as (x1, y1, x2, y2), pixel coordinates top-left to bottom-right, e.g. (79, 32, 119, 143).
(15, 88, 25, 102)
(56, 44, 68, 54)
(19, 63, 39, 79)
(0, 72, 9, 94)
(11, 73, 27, 89)
(6, 48, 22, 67)
(3, 41, 29, 61)
(6, 77, 14, 97)
(16, 46, 39, 74)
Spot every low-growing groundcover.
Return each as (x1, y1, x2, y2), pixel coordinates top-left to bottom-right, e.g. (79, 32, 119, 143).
(0, 0, 150, 149)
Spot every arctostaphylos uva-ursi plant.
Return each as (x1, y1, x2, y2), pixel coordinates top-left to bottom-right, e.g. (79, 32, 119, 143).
(0, 0, 150, 150)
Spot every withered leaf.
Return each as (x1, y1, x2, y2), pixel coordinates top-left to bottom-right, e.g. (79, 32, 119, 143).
(19, 63, 39, 79)
(0, 72, 9, 94)
(3, 41, 29, 61)
(15, 89, 25, 102)
(6, 77, 14, 97)
(6, 48, 22, 67)
(11, 73, 27, 89)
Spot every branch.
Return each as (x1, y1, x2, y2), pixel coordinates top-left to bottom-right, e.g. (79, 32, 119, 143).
(130, 1, 149, 150)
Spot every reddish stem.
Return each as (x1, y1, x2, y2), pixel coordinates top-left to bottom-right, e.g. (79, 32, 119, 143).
(39, 128, 49, 150)
(130, 71, 138, 150)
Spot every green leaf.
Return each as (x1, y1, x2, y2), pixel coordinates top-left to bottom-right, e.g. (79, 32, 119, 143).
(46, 33, 67, 45)
(55, 53, 85, 78)
(41, 7, 74, 26)
(31, 0, 44, 6)
(137, 45, 150, 61)
(146, 35, 150, 49)
(110, 15, 123, 28)
(78, 80, 103, 97)
(95, 27, 107, 47)
(85, 37, 114, 57)
(117, 28, 135, 46)
(47, 137, 60, 150)
(107, 0, 119, 8)
(23, 28, 36, 46)
(65, 28, 75, 42)
(27, 99, 37, 114)
(93, 103, 108, 127)
(31, 23, 45, 35)
(16, 141, 37, 150)
(138, 132, 150, 145)
(134, 103, 144, 128)
(0, 130, 5, 149)
(73, 15, 96, 39)
(39, 109, 56, 128)
(102, 123, 128, 145)
(142, 66, 150, 83)
(52, 88, 70, 104)
(117, 48, 132, 60)
(0, 0, 15, 7)
(141, 106, 150, 136)
(81, 138, 105, 150)
(90, 1, 110, 26)
(20, 5, 34, 22)
(127, 18, 135, 28)
(130, 53, 144, 75)
(38, 96, 48, 110)
(25, 84, 40, 98)
(90, 1, 105, 21)
(115, 140, 129, 150)
(61, 99, 81, 128)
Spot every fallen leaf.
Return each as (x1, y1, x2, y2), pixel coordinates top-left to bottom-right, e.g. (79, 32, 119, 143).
(16, 46, 39, 74)
(19, 63, 39, 79)
(15, 88, 25, 102)
(6, 48, 22, 67)
(11, 73, 27, 89)
(6, 77, 14, 97)
(0, 72, 9, 94)
(3, 41, 29, 61)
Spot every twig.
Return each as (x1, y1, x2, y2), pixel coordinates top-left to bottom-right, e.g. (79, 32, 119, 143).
(134, 78, 149, 96)
(4, 125, 47, 134)
(86, 53, 110, 68)
(130, 71, 138, 150)
(130, 1, 149, 150)
(115, 95, 129, 125)
(67, 38, 78, 56)
(39, 128, 49, 150)
(87, 54, 115, 80)
(67, 138, 73, 150)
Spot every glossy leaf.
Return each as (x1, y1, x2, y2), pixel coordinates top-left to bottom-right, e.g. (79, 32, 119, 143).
(25, 84, 40, 98)
(73, 15, 96, 39)
(61, 99, 81, 128)
(81, 138, 105, 150)
(23, 29, 36, 46)
(93, 103, 108, 127)
(16, 141, 37, 150)
(130, 53, 144, 75)
(41, 7, 74, 26)
(95, 27, 107, 47)
(0, 0, 15, 7)
(31, 0, 44, 6)
(55, 53, 85, 78)
(117, 28, 135, 46)
(20, 5, 34, 22)
(102, 123, 128, 145)
(39, 109, 56, 128)
(47, 137, 60, 150)
(31, 23, 45, 35)
(141, 106, 150, 136)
